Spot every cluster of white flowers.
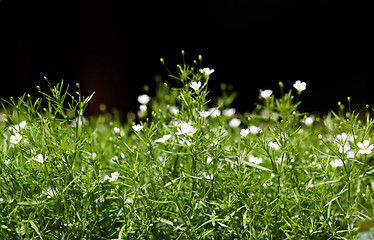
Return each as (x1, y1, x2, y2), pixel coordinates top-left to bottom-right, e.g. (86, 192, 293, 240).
(240, 125, 261, 137)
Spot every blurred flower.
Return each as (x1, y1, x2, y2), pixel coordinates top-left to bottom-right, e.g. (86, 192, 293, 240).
(155, 134, 172, 143)
(229, 118, 241, 128)
(330, 159, 344, 168)
(189, 81, 202, 91)
(304, 117, 314, 126)
(104, 172, 120, 182)
(222, 108, 236, 117)
(169, 106, 179, 115)
(358, 140, 374, 155)
(137, 94, 151, 105)
(260, 90, 273, 98)
(9, 120, 27, 133)
(249, 155, 263, 165)
(113, 127, 120, 134)
(132, 124, 143, 132)
(10, 132, 22, 144)
(268, 141, 280, 151)
(209, 107, 221, 117)
(293, 80, 306, 91)
(249, 126, 261, 135)
(199, 110, 210, 118)
(32, 154, 45, 163)
(139, 105, 147, 112)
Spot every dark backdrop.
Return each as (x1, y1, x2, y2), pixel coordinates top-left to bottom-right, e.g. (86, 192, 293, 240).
(0, 0, 370, 116)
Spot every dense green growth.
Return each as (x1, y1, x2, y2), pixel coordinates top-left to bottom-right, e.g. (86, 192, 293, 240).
(1, 55, 374, 239)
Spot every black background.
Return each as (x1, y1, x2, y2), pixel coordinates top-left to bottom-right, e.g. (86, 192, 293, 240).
(0, 0, 371, 116)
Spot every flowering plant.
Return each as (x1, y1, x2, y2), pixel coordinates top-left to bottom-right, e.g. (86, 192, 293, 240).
(0, 54, 373, 239)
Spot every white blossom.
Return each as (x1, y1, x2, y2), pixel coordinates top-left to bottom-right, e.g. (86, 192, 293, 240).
(330, 159, 344, 168)
(10, 132, 22, 144)
(132, 124, 143, 132)
(240, 128, 250, 137)
(248, 155, 263, 165)
(268, 141, 280, 151)
(137, 94, 151, 105)
(208, 107, 221, 117)
(176, 122, 197, 137)
(139, 105, 147, 112)
(260, 90, 273, 98)
(32, 154, 45, 163)
(304, 117, 314, 126)
(199, 67, 215, 77)
(104, 172, 120, 182)
(357, 140, 374, 155)
(249, 126, 261, 135)
(199, 111, 211, 118)
(229, 118, 241, 128)
(189, 81, 202, 91)
(293, 80, 306, 91)
(169, 106, 179, 115)
(155, 134, 172, 143)
(222, 108, 236, 117)
(113, 127, 120, 134)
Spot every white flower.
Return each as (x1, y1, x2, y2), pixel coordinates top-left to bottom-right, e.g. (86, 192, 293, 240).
(155, 134, 172, 143)
(240, 128, 250, 137)
(208, 107, 221, 117)
(5, 159, 10, 165)
(260, 90, 273, 98)
(176, 122, 197, 137)
(104, 172, 120, 182)
(169, 106, 179, 115)
(32, 154, 45, 163)
(268, 141, 280, 151)
(206, 156, 213, 164)
(304, 117, 314, 126)
(43, 188, 56, 199)
(137, 94, 151, 105)
(248, 155, 263, 165)
(199, 67, 215, 77)
(189, 81, 202, 91)
(293, 80, 306, 91)
(132, 124, 143, 132)
(113, 127, 120, 134)
(9, 121, 27, 133)
(10, 132, 22, 144)
(139, 105, 147, 112)
(222, 108, 236, 117)
(330, 159, 344, 168)
(249, 126, 261, 135)
(229, 118, 241, 128)
(357, 140, 374, 155)
(199, 110, 211, 118)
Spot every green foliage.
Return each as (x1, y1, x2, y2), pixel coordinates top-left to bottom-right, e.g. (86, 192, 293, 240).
(1, 55, 374, 239)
